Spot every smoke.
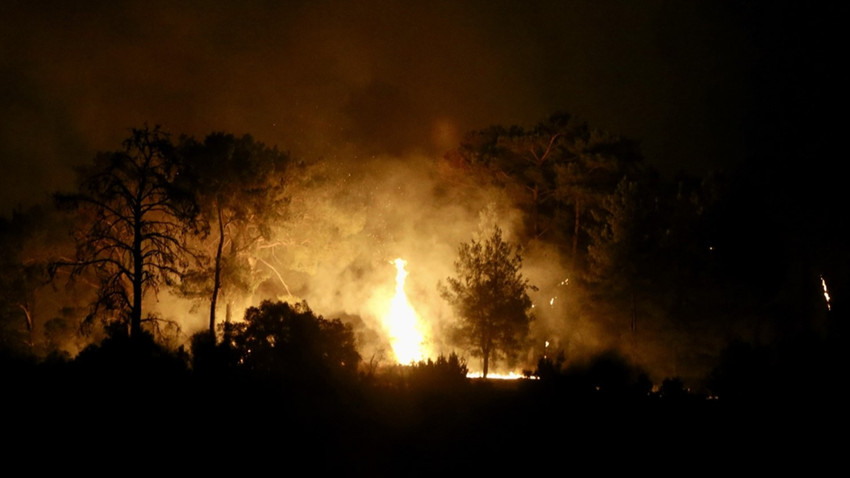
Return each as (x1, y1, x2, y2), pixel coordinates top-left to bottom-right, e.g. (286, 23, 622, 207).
(233, 148, 632, 375)
(257, 151, 516, 366)
(113, 141, 626, 374)
(2, 0, 777, 382)
(1, 0, 759, 217)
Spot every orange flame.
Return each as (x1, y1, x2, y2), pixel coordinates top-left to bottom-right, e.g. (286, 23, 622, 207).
(821, 275, 832, 311)
(384, 258, 426, 364)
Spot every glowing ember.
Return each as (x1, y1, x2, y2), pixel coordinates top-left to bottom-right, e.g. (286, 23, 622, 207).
(821, 275, 832, 311)
(466, 371, 534, 380)
(384, 258, 426, 364)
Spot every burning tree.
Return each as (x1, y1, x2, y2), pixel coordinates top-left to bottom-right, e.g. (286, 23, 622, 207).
(51, 125, 199, 339)
(439, 225, 534, 378)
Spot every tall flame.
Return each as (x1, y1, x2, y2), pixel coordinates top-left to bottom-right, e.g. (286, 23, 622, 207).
(385, 258, 425, 364)
(821, 275, 832, 311)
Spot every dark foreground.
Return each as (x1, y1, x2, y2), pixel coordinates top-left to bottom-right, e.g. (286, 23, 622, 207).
(6, 364, 842, 475)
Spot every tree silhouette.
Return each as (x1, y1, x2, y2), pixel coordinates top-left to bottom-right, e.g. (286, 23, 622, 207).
(439, 225, 534, 378)
(452, 116, 574, 243)
(177, 132, 291, 340)
(407, 352, 469, 391)
(226, 300, 360, 384)
(554, 127, 642, 269)
(449, 113, 642, 274)
(51, 125, 199, 339)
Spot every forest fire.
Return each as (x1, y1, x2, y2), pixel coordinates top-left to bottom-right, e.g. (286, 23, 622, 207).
(1, 8, 845, 469)
(383, 258, 427, 364)
(821, 275, 832, 311)
(466, 371, 530, 380)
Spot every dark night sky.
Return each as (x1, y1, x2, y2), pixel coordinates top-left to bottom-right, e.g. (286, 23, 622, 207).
(0, 0, 845, 215)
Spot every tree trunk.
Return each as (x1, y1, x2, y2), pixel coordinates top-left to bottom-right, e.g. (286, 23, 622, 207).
(224, 302, 233, 343)
(222, 230, 238, 341)
(131, 209, 144, 338)
(482, 338, 491, 379)
(209, 204, 225, 340)
(19, 301, 34, 348)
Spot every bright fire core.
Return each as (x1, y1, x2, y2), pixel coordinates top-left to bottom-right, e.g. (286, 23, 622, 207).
(385, 258, 426, 364)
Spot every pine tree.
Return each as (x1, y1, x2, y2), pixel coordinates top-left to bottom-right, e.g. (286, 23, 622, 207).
(439, 225, 534, 377)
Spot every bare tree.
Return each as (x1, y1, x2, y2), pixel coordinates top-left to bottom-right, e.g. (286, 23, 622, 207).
(51, 125, 199, 339)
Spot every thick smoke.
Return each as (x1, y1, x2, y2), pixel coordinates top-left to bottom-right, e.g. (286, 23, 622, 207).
(3, 0, 786, 382)
(231, 149, 622, 375)
(258, 152, 521, 369)
(1, 0, 757, 216)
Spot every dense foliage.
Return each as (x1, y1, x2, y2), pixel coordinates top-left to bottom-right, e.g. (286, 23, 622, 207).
(439, 225, 534, 378)
(224, 300, 361, 384)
